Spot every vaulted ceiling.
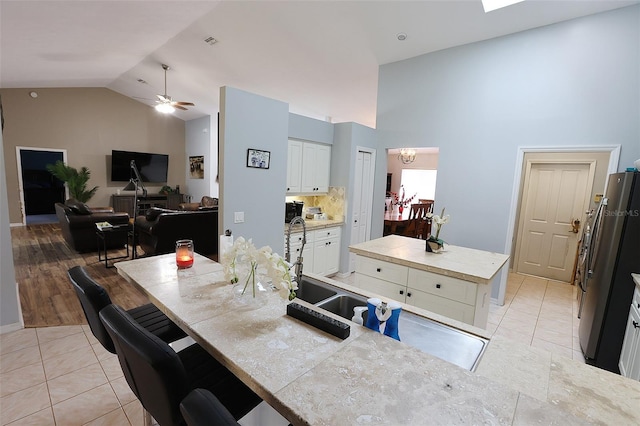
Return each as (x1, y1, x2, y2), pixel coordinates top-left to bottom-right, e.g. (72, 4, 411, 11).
(1, 0, 636, 128)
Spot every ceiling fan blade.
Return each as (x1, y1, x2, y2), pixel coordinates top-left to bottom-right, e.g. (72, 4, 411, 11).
(173, 101, 194, 106)
(174, 105, 188, 111)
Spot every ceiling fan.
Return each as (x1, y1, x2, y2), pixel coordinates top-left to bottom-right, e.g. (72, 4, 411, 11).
(155, 64, 194, 113)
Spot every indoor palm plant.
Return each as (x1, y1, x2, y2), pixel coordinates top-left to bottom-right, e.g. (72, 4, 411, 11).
(46, 160, 98, 202)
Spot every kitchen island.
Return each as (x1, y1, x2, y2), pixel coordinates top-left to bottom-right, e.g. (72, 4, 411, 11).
(350, 235, 510, 328)
(116, 253, 640, 425)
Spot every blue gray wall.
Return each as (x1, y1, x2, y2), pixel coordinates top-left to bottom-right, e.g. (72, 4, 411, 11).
(376, 5, 640, 297)
(185, 115, 216, 200)
(289, 113, 334, 144)
(1, 108, 22, 332)
(219, 86, 289, 251)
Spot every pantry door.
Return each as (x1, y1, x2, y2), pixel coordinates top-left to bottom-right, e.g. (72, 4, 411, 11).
(515, 161, 595, 282)
(350, 148, 375, 272)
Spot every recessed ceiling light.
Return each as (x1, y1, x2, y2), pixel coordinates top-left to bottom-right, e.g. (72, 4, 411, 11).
(204, 36, 218, 45)
(29, 91, 38, 98)
(397, 33, 407, 41)
(482, 0, 525, 13)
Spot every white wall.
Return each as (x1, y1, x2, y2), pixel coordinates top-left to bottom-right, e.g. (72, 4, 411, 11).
(219, 87, 289, 251)
(0, 104, 22, 332)
(185, 115, 216, 201)
(376, 5, 640, 298)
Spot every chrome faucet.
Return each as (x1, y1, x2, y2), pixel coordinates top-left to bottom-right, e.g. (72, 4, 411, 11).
(285, 216, 306, 286)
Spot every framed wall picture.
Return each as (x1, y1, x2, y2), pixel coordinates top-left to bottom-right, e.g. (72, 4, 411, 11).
(247, 149, 270, 169)
(189, 156, 204, 179)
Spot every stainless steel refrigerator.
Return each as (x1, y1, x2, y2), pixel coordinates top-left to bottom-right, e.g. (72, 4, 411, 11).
(578, 171, 640, 373)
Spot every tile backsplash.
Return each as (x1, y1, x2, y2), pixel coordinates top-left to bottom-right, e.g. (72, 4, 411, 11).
(287, 186, 345, 221)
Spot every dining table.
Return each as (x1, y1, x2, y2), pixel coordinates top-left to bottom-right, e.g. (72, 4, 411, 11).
(114, 253, 588, 425)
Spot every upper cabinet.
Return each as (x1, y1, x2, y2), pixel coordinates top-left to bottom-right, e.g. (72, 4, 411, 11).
(287, 140, 303, 193)
(287, 139, 331, 194)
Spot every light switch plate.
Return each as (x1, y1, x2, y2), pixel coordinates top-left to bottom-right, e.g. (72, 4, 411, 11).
(234, 212, 245, 223)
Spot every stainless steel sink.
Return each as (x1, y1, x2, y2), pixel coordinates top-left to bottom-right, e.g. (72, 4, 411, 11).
(316, 294, 368, 320)
(296, 276, 487, 372)
(295, 277, 338, 304)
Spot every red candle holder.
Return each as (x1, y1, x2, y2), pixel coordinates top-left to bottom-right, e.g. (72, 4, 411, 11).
(176, 239, 194, 269)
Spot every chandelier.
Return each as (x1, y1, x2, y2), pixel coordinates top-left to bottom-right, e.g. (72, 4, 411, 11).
(398, 148, 416, 164)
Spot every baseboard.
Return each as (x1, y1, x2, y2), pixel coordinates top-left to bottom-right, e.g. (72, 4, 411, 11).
(10, 222, 24, 227)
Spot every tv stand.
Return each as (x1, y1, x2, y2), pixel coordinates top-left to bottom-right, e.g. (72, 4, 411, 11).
(112, 194, 184, 217)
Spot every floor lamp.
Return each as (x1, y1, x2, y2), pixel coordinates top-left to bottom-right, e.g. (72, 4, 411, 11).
(122, 160, 147, 259)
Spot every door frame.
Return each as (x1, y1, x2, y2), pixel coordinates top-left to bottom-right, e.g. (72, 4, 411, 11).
(500, 145, 620, 305)
(16, 146, 67, 226)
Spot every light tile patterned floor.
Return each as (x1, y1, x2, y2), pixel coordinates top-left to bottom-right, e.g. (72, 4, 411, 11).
(487, 272, 584, 363)
(0, 271, 582, 425)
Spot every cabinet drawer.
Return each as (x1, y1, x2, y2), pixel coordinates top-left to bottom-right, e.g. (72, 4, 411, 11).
(408, 268, 477, 306)
(314, 227, 341, 241)
(356, 256, 408, 285)
(633, 287, 640, 311)
(408, 289, 476, 325)
(354, 273, 406, 303)
(285, 231, 315, 246)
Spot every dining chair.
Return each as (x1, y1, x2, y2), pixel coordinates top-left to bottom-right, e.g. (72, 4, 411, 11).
(67, 265, 187, 353)
(99, 304, 261, 426)
(180, 389, 240, 426)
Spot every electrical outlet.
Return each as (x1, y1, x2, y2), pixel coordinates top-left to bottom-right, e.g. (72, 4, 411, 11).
(234, 212, 245, 223)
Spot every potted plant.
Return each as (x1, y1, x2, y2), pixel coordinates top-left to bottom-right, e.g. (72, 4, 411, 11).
(46, 160, 98, 202)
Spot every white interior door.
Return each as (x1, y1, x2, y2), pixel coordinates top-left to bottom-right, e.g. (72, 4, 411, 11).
(349, 149, 375, 272)
(515, 161, 595, 282)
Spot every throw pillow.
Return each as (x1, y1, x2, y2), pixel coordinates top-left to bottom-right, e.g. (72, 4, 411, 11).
(65, 199, 92, 215)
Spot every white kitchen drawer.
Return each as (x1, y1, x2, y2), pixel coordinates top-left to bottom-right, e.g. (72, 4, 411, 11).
(408, 268, 477, 306)
(354, 273, 406, 303)
(633, 287, 640, 311)
(314, 226, 341, 241)
(285, 231, 315, 246)
(407, 289, 476, 325)
(356, 256, 408, 285)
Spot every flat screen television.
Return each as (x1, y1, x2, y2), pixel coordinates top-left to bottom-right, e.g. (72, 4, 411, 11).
(111, 150, 169, 183)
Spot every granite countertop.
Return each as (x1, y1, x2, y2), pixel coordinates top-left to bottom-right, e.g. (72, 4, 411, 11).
(116, 254, 640, 425)
(350, 235, 510, 285)
(285, 218, 344, 233)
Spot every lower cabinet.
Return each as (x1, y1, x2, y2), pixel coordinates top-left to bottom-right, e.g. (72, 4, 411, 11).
(285, 226, 341, 277)
(354, 255, 489, 328)
(619, 287, 640, 381)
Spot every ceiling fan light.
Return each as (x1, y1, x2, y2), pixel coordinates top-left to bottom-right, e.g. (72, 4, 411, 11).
(155, 103, 175, 114)
(398, 148, 417, 164)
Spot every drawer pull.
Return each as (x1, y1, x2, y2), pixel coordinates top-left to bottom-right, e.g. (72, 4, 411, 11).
(376, 268, 381, 272)
(399, 290, 404, 295)
(634, 321, 639, 329)
(637, 303, 640, 309)
(407, 292, 412, 297)
(436, 284, 441, 289)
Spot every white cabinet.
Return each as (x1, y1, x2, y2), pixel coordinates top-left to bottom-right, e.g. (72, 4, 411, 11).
(619, 287, 640, 381)
(286, 140, 303, 193)
(354, 255, 489, 328)
(284, 226, 341, 277)
(312, 227, 341, 276)
(287, 140, 331, 194)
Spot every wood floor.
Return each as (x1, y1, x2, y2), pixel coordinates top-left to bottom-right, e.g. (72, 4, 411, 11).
(11, 223, 150, 327)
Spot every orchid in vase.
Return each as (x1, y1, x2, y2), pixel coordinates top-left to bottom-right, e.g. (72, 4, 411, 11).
(222, 237, 297, 302)
(390, 185, 417, 213)
(425, 208, 450, 251)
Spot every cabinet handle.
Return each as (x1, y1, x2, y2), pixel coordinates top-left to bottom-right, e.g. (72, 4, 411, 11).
(407, 292, 412, 297)
(637, 303, 640, 309)
(436, 284, 441, 289)
(633, 321, 639, 329)
(399, 290, 404, 295)
(376, 268, 381, 272)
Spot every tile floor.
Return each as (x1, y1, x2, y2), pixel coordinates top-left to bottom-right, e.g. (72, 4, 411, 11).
(0, 272, 582, 425)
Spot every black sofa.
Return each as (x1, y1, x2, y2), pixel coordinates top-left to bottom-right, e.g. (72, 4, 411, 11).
(134, 207, 218, 257)
(55, 200, 130, 253)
